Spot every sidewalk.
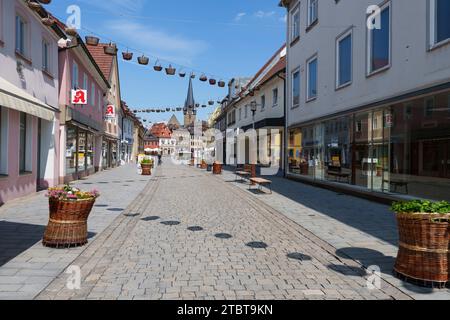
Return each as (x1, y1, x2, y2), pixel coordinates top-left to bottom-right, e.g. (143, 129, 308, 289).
(217, 166, 450, 300)
(0, 164, 153, 300)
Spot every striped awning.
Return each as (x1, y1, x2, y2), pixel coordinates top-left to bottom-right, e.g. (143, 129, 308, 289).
(0, 76, 57, 121)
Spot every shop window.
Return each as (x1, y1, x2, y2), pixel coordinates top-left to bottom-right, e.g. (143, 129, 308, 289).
(0, 106, 8, 175)
(78, 131, 86, 171)
(66, 126, 77, 175)
(19, 112, 32, 173)
(86, 133, 94, 170)
(367, 3, 390, 74)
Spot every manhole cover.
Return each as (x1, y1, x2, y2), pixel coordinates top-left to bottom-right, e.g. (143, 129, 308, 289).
(246, 241, 268, 249)
(187, 226, 204, 232)
(215, 233, 232, 239)
(141, 216, 160, 221)
(287, 252, 312, 261)
(161, 221, 181, 226)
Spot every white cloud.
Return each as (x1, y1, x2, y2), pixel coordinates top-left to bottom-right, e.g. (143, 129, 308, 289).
(105, 20, 208, 66)
(254, 11, 276, 19)
(234, 12, 246, 22)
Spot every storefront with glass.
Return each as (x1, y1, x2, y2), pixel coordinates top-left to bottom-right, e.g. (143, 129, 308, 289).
(65, 124, 96, 181)
(287, 90, 450, 201)
(101, 136, 119, 169)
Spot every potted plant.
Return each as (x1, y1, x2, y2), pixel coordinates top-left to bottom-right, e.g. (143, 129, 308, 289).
(391, 200, 450, 288)
(199, 74, 208, 82)
(213, 162, 222, 175)
(209, 78, 217, 85)
(201, 160, 208, 169)
(43, 185, 100, 248)
(140, 158, 153, 175)
(153, 61, 163, 72)
(218, 80, 226, 88)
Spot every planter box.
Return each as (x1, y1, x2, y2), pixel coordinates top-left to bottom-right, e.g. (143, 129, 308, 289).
(43, 198, 95, 248)
(141, 163, 152, 175)
(213, 163, 222, 175)
(394, 212, 449, 288)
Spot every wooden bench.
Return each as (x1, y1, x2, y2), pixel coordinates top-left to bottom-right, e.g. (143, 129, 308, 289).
(235, 164, 255, 182)
(383, 179, 409, 194)
(249, 177, 272, 194)
(327, 166, 350, 183)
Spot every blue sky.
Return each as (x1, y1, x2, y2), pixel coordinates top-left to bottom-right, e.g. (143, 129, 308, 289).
(46, 0, 286, 124)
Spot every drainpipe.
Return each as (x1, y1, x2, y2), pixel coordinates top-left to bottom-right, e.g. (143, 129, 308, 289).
(277, 73, 287, 178)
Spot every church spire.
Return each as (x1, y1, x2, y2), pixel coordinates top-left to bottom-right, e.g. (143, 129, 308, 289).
(184, 77, 196, 127)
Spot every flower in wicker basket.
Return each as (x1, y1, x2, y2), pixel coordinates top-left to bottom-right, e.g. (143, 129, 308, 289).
(43, 185, 100, 248)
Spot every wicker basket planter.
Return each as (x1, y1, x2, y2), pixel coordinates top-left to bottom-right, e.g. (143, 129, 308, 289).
(200, 161, 207, 169)
(141, 163, 152, 175)
(213, 163, 222, 175)
(392, 200, 450, 288)
(43, 198, 95, 248)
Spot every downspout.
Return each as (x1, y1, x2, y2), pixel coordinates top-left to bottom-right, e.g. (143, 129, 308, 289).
(277, 73, 287, 177)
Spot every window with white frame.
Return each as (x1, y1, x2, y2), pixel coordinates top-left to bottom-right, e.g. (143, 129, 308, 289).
(430, 0, 450, 47)
(292, 68, 300, 108)
(273, 88, 278, 106)
(15, 14, 27, 56)
(19, 112, 32, 173)
(72, 62, 79, 89)
(367, 2, 390, 74)
(307, 56, 318, 100)
(261, 95, 265, 111)
(307, 0, 318, 27)
(0, 106, 8, 175)
(290, 5, 300, 42)
(42, 39, 50, 73)
(336, 30, 352, 88)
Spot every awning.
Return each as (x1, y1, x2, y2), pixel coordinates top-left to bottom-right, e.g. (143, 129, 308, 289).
(0, 76, 58, 121)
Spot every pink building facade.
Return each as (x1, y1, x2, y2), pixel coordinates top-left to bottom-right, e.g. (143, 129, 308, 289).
(0, 0, 62, 204)
(58, 35, 110, 183)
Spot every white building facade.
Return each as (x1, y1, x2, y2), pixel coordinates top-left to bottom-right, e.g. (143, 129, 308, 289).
(281, 0, 450, 201)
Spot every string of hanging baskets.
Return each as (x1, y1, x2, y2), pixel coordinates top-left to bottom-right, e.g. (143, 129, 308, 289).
(84, 35, 227, 88)
(132, 101, 220, 114)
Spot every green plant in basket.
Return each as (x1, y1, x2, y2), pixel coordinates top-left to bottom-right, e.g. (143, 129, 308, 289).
(140, 158, 153, 165)
(391, 200, 450, 215)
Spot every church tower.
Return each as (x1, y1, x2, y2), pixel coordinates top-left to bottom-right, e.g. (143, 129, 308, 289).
(183, 78, 196, 127)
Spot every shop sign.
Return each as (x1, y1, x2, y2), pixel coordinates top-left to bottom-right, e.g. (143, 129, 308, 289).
(71, 89, 87, 105)
(105, 105, 116, 119)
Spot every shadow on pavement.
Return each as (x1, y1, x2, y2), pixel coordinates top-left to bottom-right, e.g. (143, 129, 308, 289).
(222, 166, 399, 247)
(0, 221, 45, 267)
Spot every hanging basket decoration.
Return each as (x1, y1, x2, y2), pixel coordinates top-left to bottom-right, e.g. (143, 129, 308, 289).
(156, 110, 161, 113)
(165, 65, 176, 76)
(41, 16, 55, 27)
(209, 78, 217, 86)
(28, 1, 43, 11)
(65, 26, 78, 37)
(166, 108, 171, 112)
(146, 109, 151, 113)
(85, 36, 99, 46)
(195, 103, 200, 108)
(153, 60, 163, 72)
(143, 119, 147, 122)
(208, 100, 214, 106)
(190, 72, 196, 79)
(199, 74, 208, 82)
(177, 107, 182, 112)
(202, 105, 207, 108)
(179, 70, 186, 78)
(104, 43, 118, 56)
(218, 80, 226, 88)
(137, 55, 149, 65)
(122, 51, 134, 61)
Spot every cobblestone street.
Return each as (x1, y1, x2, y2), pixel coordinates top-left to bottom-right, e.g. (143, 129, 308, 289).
(36, 161, 410, 300)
